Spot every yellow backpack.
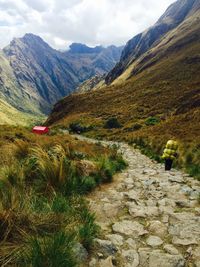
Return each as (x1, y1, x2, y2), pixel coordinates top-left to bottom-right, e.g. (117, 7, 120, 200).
(162, 140, 178, 160)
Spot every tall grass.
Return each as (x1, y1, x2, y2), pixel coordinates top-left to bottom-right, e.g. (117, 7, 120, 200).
(18, 232, 77, 267)
(0, 127, 127, 266)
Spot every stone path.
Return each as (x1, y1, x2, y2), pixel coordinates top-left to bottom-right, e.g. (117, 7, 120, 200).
(74, 135, 200, 267)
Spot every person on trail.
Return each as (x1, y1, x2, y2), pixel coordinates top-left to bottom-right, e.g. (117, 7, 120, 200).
(162, 140, 178, 171)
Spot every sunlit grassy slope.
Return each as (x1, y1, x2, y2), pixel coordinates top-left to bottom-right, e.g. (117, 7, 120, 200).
(0, 99, 45, 126)
(47, 12, 200, 178)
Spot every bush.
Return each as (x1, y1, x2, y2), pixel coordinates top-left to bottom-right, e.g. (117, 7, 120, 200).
(18, 232, 77, 267)
(186, 164, 200, 181)
(69, 122, 94, 134)
(97, 154, 127, 183)
(145, 117, 160, 126)
(80, 176, 97, 194)
(26, 145, 75, 192)
(104, 117, 122, 129)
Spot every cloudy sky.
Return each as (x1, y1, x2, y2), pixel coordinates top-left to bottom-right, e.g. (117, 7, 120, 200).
(0, 0, 175, 49)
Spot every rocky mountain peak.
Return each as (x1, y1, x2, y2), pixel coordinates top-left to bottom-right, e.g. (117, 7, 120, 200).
(69, 43, 104, 54)
(157, 0, 197, 25)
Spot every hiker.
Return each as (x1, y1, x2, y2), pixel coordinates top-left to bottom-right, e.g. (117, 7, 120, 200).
(162, 140, 178, 171)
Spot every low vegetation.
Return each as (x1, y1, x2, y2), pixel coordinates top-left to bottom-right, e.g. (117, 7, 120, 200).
(0, 126, 127, 266)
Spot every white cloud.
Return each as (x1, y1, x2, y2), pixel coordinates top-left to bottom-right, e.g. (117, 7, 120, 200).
(0, 0, 175, 49)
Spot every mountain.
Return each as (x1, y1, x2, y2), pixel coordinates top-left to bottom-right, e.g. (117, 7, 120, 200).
(75, 74, 105, 94)
(64, 43, 123, 83)
(47, 0, 200, 172)
(0, 34, 123, 118)
(105, 0, 200, 84)
(68, 43, 104, 54)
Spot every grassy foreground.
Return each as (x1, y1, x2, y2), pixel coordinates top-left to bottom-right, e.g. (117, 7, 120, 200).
(0, 125, 126, 266)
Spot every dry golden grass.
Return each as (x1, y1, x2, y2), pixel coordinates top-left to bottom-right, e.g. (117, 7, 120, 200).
(0, 124, 127, 265)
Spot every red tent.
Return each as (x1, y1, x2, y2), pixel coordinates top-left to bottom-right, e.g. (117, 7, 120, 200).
(32, 126, 49, 135)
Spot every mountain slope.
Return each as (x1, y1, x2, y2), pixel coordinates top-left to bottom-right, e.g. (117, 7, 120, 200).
(47, 0, 200, 174)
(105, 0, 200, 84)
(64, 43, 123, 82)
(0, 98, 42, 125)
(0, 35, 123, 117)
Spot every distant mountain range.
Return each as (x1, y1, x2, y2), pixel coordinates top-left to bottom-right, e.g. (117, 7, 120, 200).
(0, 35, 123, 119)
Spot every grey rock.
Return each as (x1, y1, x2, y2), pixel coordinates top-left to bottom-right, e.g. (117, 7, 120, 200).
(138, 248, 153, 266)
(169, 176, 184, 183)
(149, 221, 168, 238)
(72, 242, 88, 261)
(129, 205, 159, 218)
(99, 256, 114, 267)
(94, 239, 118, 257)
(180, 185, 193, 194)
(190, 190, 200, 200)
(125, 238, 137, 249)
(146, 235, 163, 247)
(124, 178, 134, 184)
(122, 249, 139, 267)
(106, 234, 124, 247)
(164, 244, 179, 255)
(172, 237, 198, 246)
(89, 258, 98, 267)
(112, 220, 148, 237)
(162, 214, 169, 223)
(124, 190, 139, 200)
(140, 247, 184, 266)
(102, 202, 122, 218)
(149, 251, 185, 267)
(169, 213, 200, 244)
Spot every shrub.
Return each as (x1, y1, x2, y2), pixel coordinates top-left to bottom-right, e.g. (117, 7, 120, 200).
(26, 145, 76, 192)
(186, 164, 200, 181)
(18, 232, 77, 267)
(145, 117, 160, 126)
(104, 117, 122, 129)
(97, 154, 127, 183)
(69, 122, 94, 134)
(80, 176, 97, 194)
(113, 154, 127, 171)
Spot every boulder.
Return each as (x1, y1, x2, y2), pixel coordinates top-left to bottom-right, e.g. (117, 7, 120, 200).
(112, 220, 148, 237)
(146, 236, 163, 247)
(122, 249, 139, 267)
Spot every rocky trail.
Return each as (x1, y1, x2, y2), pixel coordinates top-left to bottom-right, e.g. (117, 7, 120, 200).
(74, 135, 200, 267)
